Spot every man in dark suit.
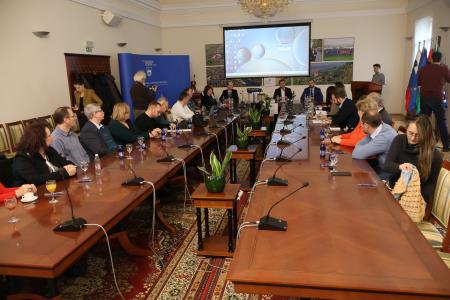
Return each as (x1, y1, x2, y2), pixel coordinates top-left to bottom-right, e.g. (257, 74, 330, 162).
(330, 86, 359, 132)
(220, 80, 239, 108)
(273, 79, 293, 100)
(79, 103, 117, 158)
(300, 79, 323, 105)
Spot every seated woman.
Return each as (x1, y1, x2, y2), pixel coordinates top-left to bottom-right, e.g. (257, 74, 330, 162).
(73, 78, 103, 129)
(328, 98, 378, 147)
(201, 85, 217, 111)
(171, 90, 195, 122)
(366, 92, 393, 126)
(0, 183, 37, 202)
(109, 102, 150, 145)
(13, 122, 77, 186)
(383, 115, 442, 202)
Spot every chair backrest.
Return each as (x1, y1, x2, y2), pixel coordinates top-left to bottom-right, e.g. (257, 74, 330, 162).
(432, 160, 450, 229)
(0, 124, 10, 154)
(0, 157, 14, 188)
(22, 118, 37, 127)
(5, 121, 24, 152)
(38, 115, 55, 131)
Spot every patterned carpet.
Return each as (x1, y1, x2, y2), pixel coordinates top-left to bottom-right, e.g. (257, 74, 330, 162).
(57, 160, 285, 300)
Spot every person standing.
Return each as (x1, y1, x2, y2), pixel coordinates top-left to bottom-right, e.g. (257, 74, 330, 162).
(73, 78, 103, 129)
(273, 79, 293, 101)
(371, 63, 385, 85)
(130, 70, 157, 117)
(418, 51, 450, 152)
(300, 79, 323, 105)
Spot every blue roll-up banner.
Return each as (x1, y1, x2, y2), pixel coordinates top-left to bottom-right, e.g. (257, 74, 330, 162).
(118, 53, 190, 120)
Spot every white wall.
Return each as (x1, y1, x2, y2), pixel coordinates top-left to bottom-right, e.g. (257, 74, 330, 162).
(162, 13, 407, 113)
(405, 0, 450, 128)
(0, 0, 161, 123)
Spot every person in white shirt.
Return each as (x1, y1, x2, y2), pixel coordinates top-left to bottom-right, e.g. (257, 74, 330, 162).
(171, 90, 195, 122)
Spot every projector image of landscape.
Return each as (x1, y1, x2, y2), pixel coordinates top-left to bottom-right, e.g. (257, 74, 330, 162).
(224, 24, 311, 78)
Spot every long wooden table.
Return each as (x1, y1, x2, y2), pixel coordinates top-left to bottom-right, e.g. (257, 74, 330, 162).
(228, 114, 450, 299)
(0, 116, 237, 296)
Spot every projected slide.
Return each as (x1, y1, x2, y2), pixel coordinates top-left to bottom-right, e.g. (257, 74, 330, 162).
(224, 24, 310, 78)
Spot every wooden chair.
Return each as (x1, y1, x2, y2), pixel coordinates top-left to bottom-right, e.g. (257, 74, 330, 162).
(5, 121, 24, 152)
(22, 118, 37, 127)
(0, 124, 11, 154)
(38, 115, 55, 131)
(418, 160, 450, 257)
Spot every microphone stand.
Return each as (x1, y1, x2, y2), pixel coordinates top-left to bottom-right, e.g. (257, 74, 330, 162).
(258, 182, 309, 231)
(277, 135, 306, 147)
(279, 123, 303, 135)
(122, 162, 144, 186)
(268, 148, 303, 186)
(157, 143, 175, 162)
(178, 132, 194, 149)
(54, 172, 87, 232)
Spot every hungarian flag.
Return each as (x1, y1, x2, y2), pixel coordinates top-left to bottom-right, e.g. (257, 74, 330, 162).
(405, 46, 422, 113)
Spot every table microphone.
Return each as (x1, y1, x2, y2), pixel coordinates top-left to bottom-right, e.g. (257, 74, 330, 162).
(258, 182, 309, 231)
(178, 132, 194, 149)
(277, 135, 306, 146)
(279, 123, 303, 135)
(122, 163, 144, 186)
(283, 119, 294, 125)
(157, 143, 175, 162)
(54, 172, 87, 232)
(268, 148, 303, 186)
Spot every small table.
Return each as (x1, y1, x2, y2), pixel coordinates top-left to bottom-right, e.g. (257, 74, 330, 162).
(228, 145, 257, 186)
(192, 184, 241, 257)
(249, 127, 268, 150)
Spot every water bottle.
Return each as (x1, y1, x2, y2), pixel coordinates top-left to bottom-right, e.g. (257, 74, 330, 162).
(320, 128, 325, 141)
(94, 154, 101, 176)
(161, 128, 166, 142)
(117, 145, 124, 159)
(320, 141, 326, 160)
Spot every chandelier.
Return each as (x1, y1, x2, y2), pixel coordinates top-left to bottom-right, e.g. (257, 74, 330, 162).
(238, 0, 291, 19)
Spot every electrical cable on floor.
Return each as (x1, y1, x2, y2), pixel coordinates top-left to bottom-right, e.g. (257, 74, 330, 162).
(174, 158, 192, 212)
(190, 144, 206, 169)
(84, 224, 125, 300)
(237, 222, 259, 240)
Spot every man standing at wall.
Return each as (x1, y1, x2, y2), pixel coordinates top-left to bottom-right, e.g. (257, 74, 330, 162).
(418, 51, 450, 152)
(371, 63, 385, 85)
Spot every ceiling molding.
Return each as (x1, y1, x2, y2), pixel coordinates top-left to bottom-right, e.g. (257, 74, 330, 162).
(129, 0, 161, 12)
(69, 0, 161, 27)
(161, 8, 406, 28)
(406, 0, 433, 13)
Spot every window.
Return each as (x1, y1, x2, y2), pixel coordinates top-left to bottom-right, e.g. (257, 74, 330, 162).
(413, 16, 433, 61)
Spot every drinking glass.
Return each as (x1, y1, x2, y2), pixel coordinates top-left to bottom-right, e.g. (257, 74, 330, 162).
(5, 198, 19, 223)
(46, 180, 58, 204)
(137, 137, 145, 151)
(80, 161, 89, 180)
(330, 153, 339, 171)
(126, 143, 133, 159)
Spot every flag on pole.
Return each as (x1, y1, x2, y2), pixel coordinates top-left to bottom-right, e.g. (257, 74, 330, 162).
(415, 45, 428, 114)
(406, 44, 422, 113)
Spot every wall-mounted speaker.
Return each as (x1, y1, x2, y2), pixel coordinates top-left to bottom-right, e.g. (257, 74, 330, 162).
(101, 10, 122, 27)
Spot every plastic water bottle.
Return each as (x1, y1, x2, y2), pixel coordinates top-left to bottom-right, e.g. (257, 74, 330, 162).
(320, 128, 325, 141)
(94, 154, 101, 176)
(117, 145, 124, 159)
(320, 141, 326, 160)
(161, 128, 166, 142)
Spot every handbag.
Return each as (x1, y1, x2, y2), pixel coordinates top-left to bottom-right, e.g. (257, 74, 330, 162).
(192, 113, 205, 128)
(391, 167, 425, 223)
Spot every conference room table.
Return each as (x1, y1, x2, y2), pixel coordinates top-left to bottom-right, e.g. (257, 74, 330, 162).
(228, 114, 450, 299)
(0, 115, 238, 298)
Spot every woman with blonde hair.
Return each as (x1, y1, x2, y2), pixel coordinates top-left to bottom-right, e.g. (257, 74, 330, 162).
(384, 115, 442, 202)
(108, 102, 149, 145)
(327, 98, 378, 147)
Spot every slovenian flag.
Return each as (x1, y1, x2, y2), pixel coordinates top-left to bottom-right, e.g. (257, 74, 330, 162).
(405, 46, 422, 113)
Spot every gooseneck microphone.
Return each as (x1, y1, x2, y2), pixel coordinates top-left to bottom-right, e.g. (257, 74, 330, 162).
(157, 143, 175, 162)
(178, 132, 194, 149)
(279, 123, 303, 135)
(122, 163, 144, 186)
(54, 172, 87, 232)
(275, 143, 303, 162)
(268, 148, 303, 186)
(258, 181, 309, 231)
(277, 135, 306, 146)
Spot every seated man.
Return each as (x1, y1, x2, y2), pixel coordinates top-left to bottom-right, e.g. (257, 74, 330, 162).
(331, 86, 359, 132)
(219, 80, 239, 108)
(273, 79, 293, 101)
(366, 92, 393, 126)
(51, 107, 90, 166)
(134, 102, 165, 136)
(300, 79, 323, 105)
(79, 104, 117, 158)
(172, 90, 195, 122)
(352, 110, 397, 173)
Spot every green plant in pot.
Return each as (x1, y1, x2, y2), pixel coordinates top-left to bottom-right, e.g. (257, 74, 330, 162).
(236, 126, 252, 150)
(261, 97, 271, 116)
(249, 107, 262, 130)
(198, 151, 232, 193)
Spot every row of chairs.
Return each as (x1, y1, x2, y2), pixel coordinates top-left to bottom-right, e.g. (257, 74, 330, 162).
(0, 115, 56, 155)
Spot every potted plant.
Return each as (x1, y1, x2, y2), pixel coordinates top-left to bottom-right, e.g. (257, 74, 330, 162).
(198, 151, 232, 193)
(236, 126, 252, 150)
(261, 97, 271, 116)
(249, 107, 261, 130)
